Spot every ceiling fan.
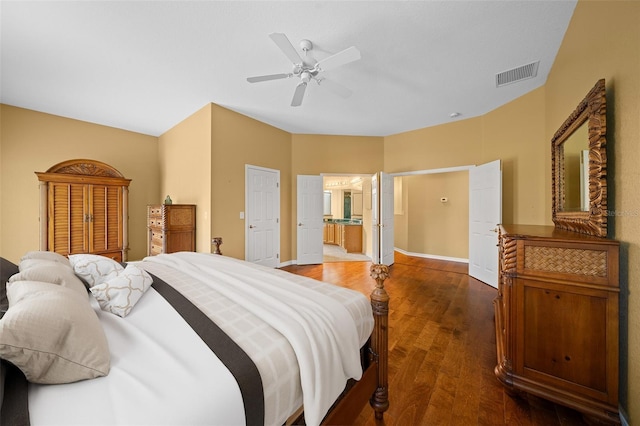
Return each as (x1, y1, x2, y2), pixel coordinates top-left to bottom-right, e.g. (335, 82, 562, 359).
(247, 33, 361, 107)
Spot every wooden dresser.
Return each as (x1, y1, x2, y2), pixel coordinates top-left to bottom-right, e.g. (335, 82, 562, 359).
(147, 204, 196, 256)
(36, 159, 131, 262)
(495, 224, 620, 423)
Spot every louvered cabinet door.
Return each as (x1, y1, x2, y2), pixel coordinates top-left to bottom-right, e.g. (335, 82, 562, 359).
(37, 160, 131, 261)
(88, 184, 123, 260)
(48, 182, 87, 255)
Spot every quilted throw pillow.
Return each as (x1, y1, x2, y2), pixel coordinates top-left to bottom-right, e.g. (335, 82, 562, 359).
(20, 250, 71, 266)
(89, 264, 153, 317)
(10, 260, 87, 298)
(69, 254, 124, 288)
(0, 280, 110, 384)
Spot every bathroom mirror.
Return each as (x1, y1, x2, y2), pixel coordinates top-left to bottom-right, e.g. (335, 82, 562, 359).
(323, 191, 332, 216)
(551, 79, 607, 237)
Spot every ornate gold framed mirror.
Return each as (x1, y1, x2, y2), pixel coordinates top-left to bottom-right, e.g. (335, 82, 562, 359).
(551, 79, 607, 236)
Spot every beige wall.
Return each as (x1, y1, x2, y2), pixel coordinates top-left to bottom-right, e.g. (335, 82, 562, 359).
(210, 104, 292, 261)
(158, 104, 212, 255)
(385, 117, 483, 173)
(0, 105, 160, 263)
(161, 111, 383, 263)
(386, 86, 546, 260)
(385, 87, 547, 229)
(545, 1, 640, 421)
(291, 134, 384, 260)
(394, 172, 469, 259)
(482, 86, 548, 226)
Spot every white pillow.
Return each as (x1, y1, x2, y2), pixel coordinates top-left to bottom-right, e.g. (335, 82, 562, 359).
(69, 254, 124, 288)
(20, 251, 71, 266)
(10, 261, 87, 298)
(0, 280, 110, 384)
(90, 264, 153, 317)
(18, 258, 73, 272)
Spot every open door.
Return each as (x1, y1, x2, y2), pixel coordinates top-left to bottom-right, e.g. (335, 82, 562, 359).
(370, 173, 379, 263)
(370, 172, 394, 266)
(296, 175, 324, 265)
(468, 160, 502, 287)
(380, 172, 395, 266)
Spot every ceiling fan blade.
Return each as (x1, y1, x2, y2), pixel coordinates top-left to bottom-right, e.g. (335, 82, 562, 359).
(246, 73, 290, 83)
(317, 78, 353, 98)
(291, 82, 307, 107)
(316, 46, 361, 72)
(269, 33, 303, 65)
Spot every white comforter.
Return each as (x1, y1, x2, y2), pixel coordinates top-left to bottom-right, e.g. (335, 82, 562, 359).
(142, 252, 367, 426)
(29, 287, 248, 425)
(28, 253, 374, 426)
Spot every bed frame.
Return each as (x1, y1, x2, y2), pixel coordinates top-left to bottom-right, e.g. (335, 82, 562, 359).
(211, 238, 390, 424)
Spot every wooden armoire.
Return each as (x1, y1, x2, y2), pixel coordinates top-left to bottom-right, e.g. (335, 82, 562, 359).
(36, 159, 131, 261)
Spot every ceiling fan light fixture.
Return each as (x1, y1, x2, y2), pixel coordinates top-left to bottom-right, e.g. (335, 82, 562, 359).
(248, 33, 361, 107)
(299, 39, 313, 53)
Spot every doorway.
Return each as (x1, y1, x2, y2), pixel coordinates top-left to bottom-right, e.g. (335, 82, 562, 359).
(322, 174, 371, 263)
(392, 161, 501, 287)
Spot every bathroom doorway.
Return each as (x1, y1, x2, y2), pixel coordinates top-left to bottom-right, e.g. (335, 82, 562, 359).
(322, 174, 371, 263)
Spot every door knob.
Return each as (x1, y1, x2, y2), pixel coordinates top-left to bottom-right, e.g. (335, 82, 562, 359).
(249, 225, 255, 229)
(298, 223, 303, 226)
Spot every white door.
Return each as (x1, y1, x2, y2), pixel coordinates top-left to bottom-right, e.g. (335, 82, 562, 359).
(468, 160, 502, 287)
(296, 175, 324, 265)
(246, 165, 280, 268)
(380, 172, 395, 266)
(370, 173, 380, 263)
(369, 172, 394, 266)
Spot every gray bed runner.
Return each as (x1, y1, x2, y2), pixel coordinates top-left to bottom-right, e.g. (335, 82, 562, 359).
(149, 272, 265, 426)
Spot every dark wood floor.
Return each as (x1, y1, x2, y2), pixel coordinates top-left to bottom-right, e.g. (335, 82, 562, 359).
(281, 252, 589, 426)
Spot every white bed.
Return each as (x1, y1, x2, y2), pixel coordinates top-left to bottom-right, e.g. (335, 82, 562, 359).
(1, 251, 381, 426)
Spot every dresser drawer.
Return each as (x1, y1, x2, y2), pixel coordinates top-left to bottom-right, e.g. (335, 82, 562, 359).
(148, 206, 163, 217)
(95, 251, 123, 262)
(151, 231, 164, 245)
(517, 240, 618, 287)
(149, 243, 163, 256)
(148, 217, 163, 227)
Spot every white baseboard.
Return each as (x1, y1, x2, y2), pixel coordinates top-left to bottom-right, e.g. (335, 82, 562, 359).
(284, 248, 468, 268)
(394, 247, 469, 264)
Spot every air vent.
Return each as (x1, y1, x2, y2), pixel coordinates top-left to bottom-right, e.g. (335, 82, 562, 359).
(496, 61, 540, 87)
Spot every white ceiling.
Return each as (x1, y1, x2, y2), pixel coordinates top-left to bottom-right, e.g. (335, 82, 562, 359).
(0, 1, 577, 138)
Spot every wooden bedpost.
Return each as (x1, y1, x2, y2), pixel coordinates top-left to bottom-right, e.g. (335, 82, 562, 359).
(369, 263, 390, 419)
